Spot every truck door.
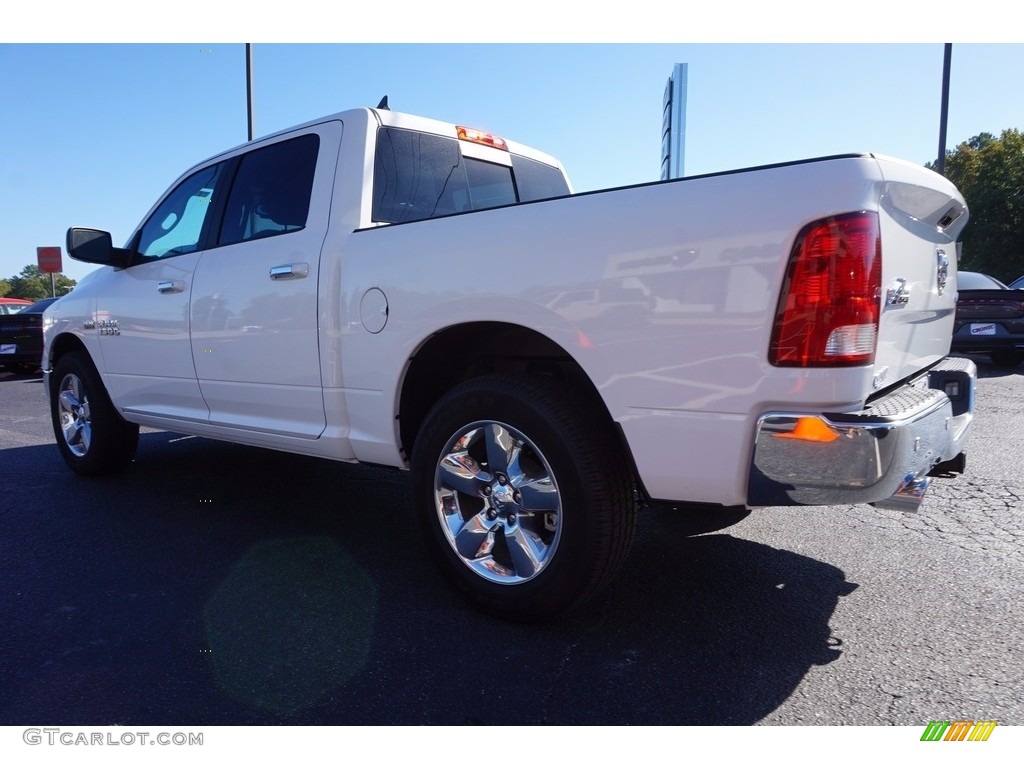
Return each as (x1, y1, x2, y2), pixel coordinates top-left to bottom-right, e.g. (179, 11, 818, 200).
(95, 161, 230, 423)
(189, 121, 342, 439)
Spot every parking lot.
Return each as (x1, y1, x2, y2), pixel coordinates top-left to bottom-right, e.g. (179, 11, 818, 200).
(1, 358, 1021, 725)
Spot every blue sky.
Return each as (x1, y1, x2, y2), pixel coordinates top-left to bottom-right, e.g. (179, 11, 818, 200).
(3, 38, 1023, 284)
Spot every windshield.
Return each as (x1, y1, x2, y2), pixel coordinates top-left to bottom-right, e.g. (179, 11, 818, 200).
(958, 272, 1008, 290)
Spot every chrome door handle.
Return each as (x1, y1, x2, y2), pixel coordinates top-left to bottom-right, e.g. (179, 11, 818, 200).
(157, 280, 185, 294)
(269, 263, 309, 280)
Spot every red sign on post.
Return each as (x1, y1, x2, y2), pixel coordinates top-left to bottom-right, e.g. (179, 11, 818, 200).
(37, 246, 63, 274)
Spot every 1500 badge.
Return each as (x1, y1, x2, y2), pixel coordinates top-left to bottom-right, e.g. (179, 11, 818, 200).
(886, 277, 911, 307)
(97, 319, 120, 336)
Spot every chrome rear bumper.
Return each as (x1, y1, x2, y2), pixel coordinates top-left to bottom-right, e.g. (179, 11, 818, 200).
(748, 357, 975, 508)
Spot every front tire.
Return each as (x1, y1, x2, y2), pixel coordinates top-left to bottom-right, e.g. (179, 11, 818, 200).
(411, 375, 636, 621)
(50, 350, 139, 476)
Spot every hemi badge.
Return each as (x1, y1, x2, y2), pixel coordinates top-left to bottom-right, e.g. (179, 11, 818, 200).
(83, 321, 96, 330)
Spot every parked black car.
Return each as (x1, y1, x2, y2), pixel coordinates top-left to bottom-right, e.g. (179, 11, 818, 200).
(0, 297, 60, 374)
(951, 272, 1024, 367)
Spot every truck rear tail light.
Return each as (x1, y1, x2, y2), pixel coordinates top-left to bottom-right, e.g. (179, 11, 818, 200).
(769, 212, 882, 367)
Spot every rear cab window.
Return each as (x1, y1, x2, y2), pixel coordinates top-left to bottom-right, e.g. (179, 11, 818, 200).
(372, 126, 569, 224)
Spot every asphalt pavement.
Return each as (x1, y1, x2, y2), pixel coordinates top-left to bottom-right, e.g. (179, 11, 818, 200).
(1, 358, 1020, 725)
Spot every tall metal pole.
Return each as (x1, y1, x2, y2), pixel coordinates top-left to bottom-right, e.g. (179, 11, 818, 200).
(937, 43, 952, 175)
(246, 44, 255, 141)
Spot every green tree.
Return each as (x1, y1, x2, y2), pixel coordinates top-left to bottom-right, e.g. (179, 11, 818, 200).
(5, 264, 77, 300)
(0, 278, 11, 297)
(930, 129, 1024, 282)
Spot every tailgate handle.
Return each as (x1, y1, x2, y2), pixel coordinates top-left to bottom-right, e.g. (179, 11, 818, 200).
(157, 280, 185, 294)
(269, 263, 309, 280)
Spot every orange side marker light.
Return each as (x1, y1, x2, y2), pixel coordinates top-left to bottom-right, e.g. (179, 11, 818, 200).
(774, 416, 839, 443)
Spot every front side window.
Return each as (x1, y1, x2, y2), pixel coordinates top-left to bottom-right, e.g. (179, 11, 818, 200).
(137, 163, 225, 260)
(219, 134, 319, 246)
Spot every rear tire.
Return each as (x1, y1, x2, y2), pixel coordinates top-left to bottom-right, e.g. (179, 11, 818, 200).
(50, 351, 139, 476)
(411, 375, 636, 621)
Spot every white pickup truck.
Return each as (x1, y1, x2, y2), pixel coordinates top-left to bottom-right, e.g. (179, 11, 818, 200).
(44, 105, 976, 620)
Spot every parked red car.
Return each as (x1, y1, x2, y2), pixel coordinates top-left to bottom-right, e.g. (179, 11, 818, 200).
(0, 297, 33, 315)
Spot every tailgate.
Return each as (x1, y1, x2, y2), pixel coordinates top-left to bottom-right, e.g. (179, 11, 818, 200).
(872, 155, 968, 388)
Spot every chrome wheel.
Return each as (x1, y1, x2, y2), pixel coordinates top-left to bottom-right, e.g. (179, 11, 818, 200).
(57, 372, 92, 457)
(49, 351, 138, 476)
(413, 375, 636, 620)
(434, 420, 561, 584)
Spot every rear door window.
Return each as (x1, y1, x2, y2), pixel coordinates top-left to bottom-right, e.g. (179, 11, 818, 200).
(219, 134, 320, 245)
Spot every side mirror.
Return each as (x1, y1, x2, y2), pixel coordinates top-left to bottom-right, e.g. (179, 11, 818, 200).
(66, 228, 133, 268)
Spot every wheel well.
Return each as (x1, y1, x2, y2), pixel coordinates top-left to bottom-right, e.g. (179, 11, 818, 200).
(48, 333, 89, 375)
(398, 322, 625, 466)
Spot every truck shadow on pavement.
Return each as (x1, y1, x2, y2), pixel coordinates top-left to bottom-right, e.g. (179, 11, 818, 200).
(1, 432, 856, 726)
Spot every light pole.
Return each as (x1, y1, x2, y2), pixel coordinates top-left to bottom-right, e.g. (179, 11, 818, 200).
(937, 44, 952, 175)
(246, 44, 255, 141)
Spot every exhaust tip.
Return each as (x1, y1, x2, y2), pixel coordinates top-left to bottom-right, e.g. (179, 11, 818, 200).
(871, 475, 929, 513)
